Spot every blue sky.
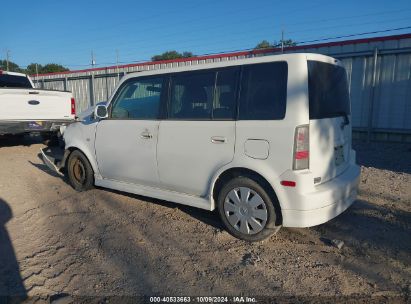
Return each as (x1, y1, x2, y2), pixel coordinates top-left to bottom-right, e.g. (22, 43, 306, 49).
(2, 0, 411, 70)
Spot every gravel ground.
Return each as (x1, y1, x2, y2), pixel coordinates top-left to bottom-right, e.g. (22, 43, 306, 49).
(0, 136, 410, 302)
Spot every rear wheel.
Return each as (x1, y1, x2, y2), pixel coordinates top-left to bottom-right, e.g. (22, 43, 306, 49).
(67, 150, 94, 191)
(217, 177, 281, 242)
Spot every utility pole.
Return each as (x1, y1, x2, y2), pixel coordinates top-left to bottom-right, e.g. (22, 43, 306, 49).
(91, 50, 96, 67)
(281, 29, 284, 53)
(116, 49, 120, 80)
(35, 63, 39, 78)
(6, 49, 11, 71)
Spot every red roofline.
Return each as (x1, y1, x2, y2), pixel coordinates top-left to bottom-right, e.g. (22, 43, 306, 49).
(33, 32, 411, 78)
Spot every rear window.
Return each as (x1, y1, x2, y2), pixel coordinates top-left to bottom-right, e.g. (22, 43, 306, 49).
(239, 62, 287, 120)
(308, 61, 350, 119)
(0, 74, 32, 88)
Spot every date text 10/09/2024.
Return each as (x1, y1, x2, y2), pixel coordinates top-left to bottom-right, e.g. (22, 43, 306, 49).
(149, 296, 257, 303)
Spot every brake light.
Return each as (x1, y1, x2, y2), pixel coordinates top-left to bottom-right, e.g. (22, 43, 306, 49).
(71, 98, 76, 115)
(293, 125, 309, 170)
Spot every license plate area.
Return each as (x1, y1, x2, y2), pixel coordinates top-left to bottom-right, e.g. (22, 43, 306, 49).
(334, 145, 344, 166)
(27, 121, 44, 129)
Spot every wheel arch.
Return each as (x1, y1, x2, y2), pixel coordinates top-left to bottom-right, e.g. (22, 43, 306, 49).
(63, 145, 99, 176)
(210, 167, 283, 226)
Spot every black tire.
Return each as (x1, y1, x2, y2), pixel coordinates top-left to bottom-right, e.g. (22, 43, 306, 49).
(217, 176, 281, 242)
(41, 132, 59, 146)
(67, 150, 94, 191)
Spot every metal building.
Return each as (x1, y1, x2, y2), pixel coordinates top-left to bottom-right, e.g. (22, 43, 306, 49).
(32, 33, 411, 142)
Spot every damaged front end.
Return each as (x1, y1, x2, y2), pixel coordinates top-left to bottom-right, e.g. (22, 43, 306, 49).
(40, 146, 70, 177)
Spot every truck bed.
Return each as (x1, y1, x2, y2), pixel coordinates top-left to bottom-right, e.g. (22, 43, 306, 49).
(0, 88, 75, 121)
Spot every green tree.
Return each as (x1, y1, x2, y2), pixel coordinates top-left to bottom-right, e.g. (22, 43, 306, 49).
(281, 39, 297, 47)
(40, 63, 69, 73)
(254, 40, 273, 49)
(0, 60, 69, 75)
(182, 51, 194, 58)
(152, 50, 195, 61)
(0, 59, 23, 73)
(25, 63, 40, 75)
(254, 39, 297, 50)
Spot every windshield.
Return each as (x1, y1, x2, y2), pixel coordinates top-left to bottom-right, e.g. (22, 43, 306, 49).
(308, 60, 350, 119)
(0, 74, 32, 88)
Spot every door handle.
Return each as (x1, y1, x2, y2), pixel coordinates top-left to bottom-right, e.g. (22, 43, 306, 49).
(140, 131, 153, 139)
(211, 136, 227, 144)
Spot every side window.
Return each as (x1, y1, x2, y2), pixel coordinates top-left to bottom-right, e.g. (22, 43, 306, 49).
(169, 72, 215, 120)
(213, 68, 240, 120)
(239, 62, 288, 120)
(111, 77, 164, 119)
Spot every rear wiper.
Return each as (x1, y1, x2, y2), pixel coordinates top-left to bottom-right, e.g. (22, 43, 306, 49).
(336, 111, 350, 126)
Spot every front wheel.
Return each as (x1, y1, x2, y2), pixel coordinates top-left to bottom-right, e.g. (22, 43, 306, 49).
(217, 177, 281, 242)
(67, 150, 94, 191)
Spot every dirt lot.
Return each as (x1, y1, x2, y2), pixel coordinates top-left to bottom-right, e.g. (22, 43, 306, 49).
(0, 135, 410, 302)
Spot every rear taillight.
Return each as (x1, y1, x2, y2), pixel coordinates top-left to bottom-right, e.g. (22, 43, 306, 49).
(293, 125, 309, 170)
(71, 97, 76, 115)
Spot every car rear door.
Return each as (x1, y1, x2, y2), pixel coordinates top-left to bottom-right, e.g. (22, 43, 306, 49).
(157, 68, 239, 197)
(307, 59, 352, 185)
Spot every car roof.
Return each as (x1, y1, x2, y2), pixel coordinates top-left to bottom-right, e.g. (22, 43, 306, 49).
(121, 53, 337, 81)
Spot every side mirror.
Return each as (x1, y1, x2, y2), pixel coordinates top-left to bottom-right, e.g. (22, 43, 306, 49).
(94, 105, 108, 119)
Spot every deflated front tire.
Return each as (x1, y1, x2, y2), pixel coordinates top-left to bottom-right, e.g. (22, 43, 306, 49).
(67, 150, 94, 191)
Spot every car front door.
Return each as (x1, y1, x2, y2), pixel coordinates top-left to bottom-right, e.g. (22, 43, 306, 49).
(95, 76, 166, 187)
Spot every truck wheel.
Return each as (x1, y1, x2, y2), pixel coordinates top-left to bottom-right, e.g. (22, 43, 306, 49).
(217, 177, 281, 242)
(67, 150, 94, 191)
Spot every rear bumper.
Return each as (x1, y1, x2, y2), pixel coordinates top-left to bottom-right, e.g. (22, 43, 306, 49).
(0, 120, 73, 135)
(280, 162, 360, 228)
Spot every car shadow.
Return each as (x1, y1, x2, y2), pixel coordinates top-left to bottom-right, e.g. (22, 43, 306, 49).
(0, 198, 27, 300)
(29, 152, 225, 231)
(102, 188, 224, 230)
(0, 134, 42, 148)
(29, 160, 64, 179)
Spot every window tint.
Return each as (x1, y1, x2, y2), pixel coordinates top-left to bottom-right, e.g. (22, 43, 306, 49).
(213, 68, 240, 120)
(111, 77, 163, 119)
(0, 75, 32, 88)
(308, 61, 350, 119)
(239, 62, 287, 120)
(169, 72, 215, 120)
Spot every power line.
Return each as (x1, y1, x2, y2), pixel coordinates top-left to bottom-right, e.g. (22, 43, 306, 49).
(31, 10, 411, 58)
(115, 21, 411, 62)
(77, 26, 411, 70)
(8, 0, 330, 50)
(296, 26, 411, 45)
(15, 25, 411, 70)
(10, 6, 411, 65)
(288, 17, 411, 35)
(284, 7, 411, 28)
(96, 17, 410, 61)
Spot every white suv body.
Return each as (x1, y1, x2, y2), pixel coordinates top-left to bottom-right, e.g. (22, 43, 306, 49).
(43, 53, 360, 241)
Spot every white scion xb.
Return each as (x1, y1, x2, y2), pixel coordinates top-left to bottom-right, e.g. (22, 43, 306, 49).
(42, 53, 360, 242)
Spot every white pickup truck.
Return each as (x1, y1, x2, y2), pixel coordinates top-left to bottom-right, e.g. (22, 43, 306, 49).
(0, 70, 76, 136)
